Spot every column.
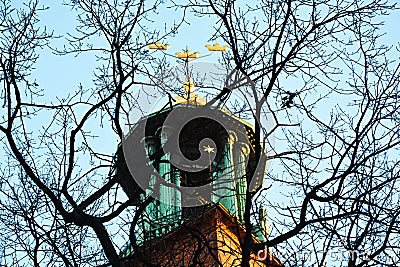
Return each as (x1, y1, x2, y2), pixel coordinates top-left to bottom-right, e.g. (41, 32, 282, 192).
(213, 131, 236, 216)
(233, 141, 250, 223)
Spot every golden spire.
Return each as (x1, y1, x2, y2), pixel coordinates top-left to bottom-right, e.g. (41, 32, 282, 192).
(148, 43, 229, 106)
(183, 77, 196, 92)
(174, 77, 206, 106)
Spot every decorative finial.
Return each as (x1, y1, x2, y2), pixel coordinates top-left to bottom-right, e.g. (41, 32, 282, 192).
(175, 50, 200, 59)
(148, 41, 170, 50)
(205, 43, 229, 52)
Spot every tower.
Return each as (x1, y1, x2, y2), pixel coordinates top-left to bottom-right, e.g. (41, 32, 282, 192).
(111, 43, 280, 266)
(113, 87, 281, 266)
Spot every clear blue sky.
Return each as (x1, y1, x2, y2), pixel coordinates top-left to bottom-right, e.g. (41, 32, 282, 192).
(31, 0, 222, 153)
(32, 0, 400, 119)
